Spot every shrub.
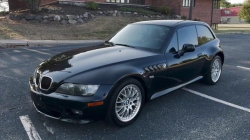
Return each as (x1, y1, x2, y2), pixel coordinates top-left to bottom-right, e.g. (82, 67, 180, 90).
(119, 7, 157, 15)
(22, 0, 42, 13)
(0, 11, 9, 16)
(86, 2, 99, 10)
(194, 18, 200, 21)
(181, 16, 187, 20)
(239, 0, 250, 23)
(150, 6, 171, 15)
(160, 6, 171, 15)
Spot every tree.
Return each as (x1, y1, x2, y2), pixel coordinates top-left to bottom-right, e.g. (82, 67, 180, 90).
(25, 0, 42, 13)
(220, 0, 231, 8)
(231, 3, 243, 7)
(239, 0, 250, 23)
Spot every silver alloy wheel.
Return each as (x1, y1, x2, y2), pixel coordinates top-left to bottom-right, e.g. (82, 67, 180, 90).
(211, 58, 222, 82)
(115, 84, 142, 122)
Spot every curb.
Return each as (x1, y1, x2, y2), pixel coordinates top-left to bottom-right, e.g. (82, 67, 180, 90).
(0, 40, 104, 47)
(0, 40, 27, 46)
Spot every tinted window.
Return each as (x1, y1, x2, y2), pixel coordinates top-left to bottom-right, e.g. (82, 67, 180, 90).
(177, 26, 198, 50)
(109, 24, 170, 50)
(167, 32, 178, 53)
(196, 25, 215, 45)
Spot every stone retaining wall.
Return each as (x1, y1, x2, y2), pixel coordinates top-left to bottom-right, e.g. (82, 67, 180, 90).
(8, 10, 181, 25)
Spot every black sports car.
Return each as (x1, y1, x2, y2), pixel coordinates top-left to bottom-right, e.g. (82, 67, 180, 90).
(30, 20, 224, 127)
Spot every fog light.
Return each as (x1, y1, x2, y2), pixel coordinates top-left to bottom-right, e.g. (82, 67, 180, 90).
(71, 109, 83, 115)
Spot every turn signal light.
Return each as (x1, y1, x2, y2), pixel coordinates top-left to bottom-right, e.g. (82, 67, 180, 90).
(88, 101, 104, 107)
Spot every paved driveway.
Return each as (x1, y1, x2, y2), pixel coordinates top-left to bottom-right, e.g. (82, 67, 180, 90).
(0, 34, 250, 140)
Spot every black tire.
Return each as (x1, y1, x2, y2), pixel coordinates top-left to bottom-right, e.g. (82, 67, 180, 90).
(203, 55, 222, 85)
(106, 78, 145, 127)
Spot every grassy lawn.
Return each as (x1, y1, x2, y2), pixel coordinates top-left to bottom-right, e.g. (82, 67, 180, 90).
(0, 16, 150, 40)
(214, 24, 250, 34)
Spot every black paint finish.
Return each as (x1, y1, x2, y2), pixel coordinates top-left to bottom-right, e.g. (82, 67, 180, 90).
(30, 20, 224, 122)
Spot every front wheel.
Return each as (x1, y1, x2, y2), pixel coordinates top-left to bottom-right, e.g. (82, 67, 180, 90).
(106, 78, 145, 127)
(203, 56, 222, 85)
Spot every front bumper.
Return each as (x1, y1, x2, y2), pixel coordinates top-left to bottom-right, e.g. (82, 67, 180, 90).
(30, 78, 113, 123)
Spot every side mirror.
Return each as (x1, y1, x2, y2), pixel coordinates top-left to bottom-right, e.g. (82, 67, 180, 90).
(104, 40, 109, 45)
(183, 44, 195, 53)
(176, 44, 195, 58)
(104, 40, 114, 46)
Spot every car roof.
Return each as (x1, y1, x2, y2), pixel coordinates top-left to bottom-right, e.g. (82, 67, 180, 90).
(132, 20, 208, 27)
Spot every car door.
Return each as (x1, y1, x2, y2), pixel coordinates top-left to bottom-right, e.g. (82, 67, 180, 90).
(164, 25, 205, 87)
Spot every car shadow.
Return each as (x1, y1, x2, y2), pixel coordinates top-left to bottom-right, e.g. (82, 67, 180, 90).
(31, 84, 240, 140)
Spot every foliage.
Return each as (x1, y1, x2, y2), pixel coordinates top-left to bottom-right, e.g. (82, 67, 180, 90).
(220, 0, 231, 8)
(181, 16, 187, 20)
(221, 0, 243, 8)
(119, 7, 157, 15)
(0, 11, 9, 16)
(160, 6, 171, 15)
(22, 0, 42, 13)
(230, 3, 243, 7)
(86, 2, 99, 10)
(239, 0, 250, 23)
(150, 6, 171, 15)
(193, 18, 200, 21)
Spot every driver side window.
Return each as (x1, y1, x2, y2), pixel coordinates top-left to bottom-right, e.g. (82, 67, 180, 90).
(166, 32, 178, 53)
(177, 25, 198, 50)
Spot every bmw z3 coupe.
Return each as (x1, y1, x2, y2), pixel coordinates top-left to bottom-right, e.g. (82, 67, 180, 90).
(30, 20, 224, 127)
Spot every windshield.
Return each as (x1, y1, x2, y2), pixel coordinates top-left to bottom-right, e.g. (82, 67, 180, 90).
(109, 24, 170, 50)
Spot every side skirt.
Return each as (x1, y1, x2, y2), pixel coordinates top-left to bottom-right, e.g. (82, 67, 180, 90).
(150, 76, 203, 100)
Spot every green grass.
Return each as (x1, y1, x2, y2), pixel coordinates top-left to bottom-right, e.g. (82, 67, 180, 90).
(118, 7, 157, 15)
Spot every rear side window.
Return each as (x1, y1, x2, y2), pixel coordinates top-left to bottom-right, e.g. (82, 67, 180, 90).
(177, 26, 198, 50)
(196, 25, 215, 46)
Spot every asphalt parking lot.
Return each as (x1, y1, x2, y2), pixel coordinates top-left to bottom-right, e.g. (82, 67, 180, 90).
(0, 34, 250, 140)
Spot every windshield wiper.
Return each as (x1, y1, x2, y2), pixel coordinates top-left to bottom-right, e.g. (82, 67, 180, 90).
(105, 41, 136, 48)
(114, 43, 136, 48)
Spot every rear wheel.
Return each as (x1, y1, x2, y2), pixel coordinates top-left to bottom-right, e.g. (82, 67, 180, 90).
(106, 78, 145, 127)
(203, 56, 222, 85)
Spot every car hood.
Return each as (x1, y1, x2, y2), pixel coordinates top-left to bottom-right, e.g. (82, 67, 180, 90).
(38, 44, 159, 82)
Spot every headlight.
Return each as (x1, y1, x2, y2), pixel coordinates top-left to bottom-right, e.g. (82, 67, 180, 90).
(33, 69, 37, 83)
(33, 68, 39, 85)
(56, 83, 99, 96)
